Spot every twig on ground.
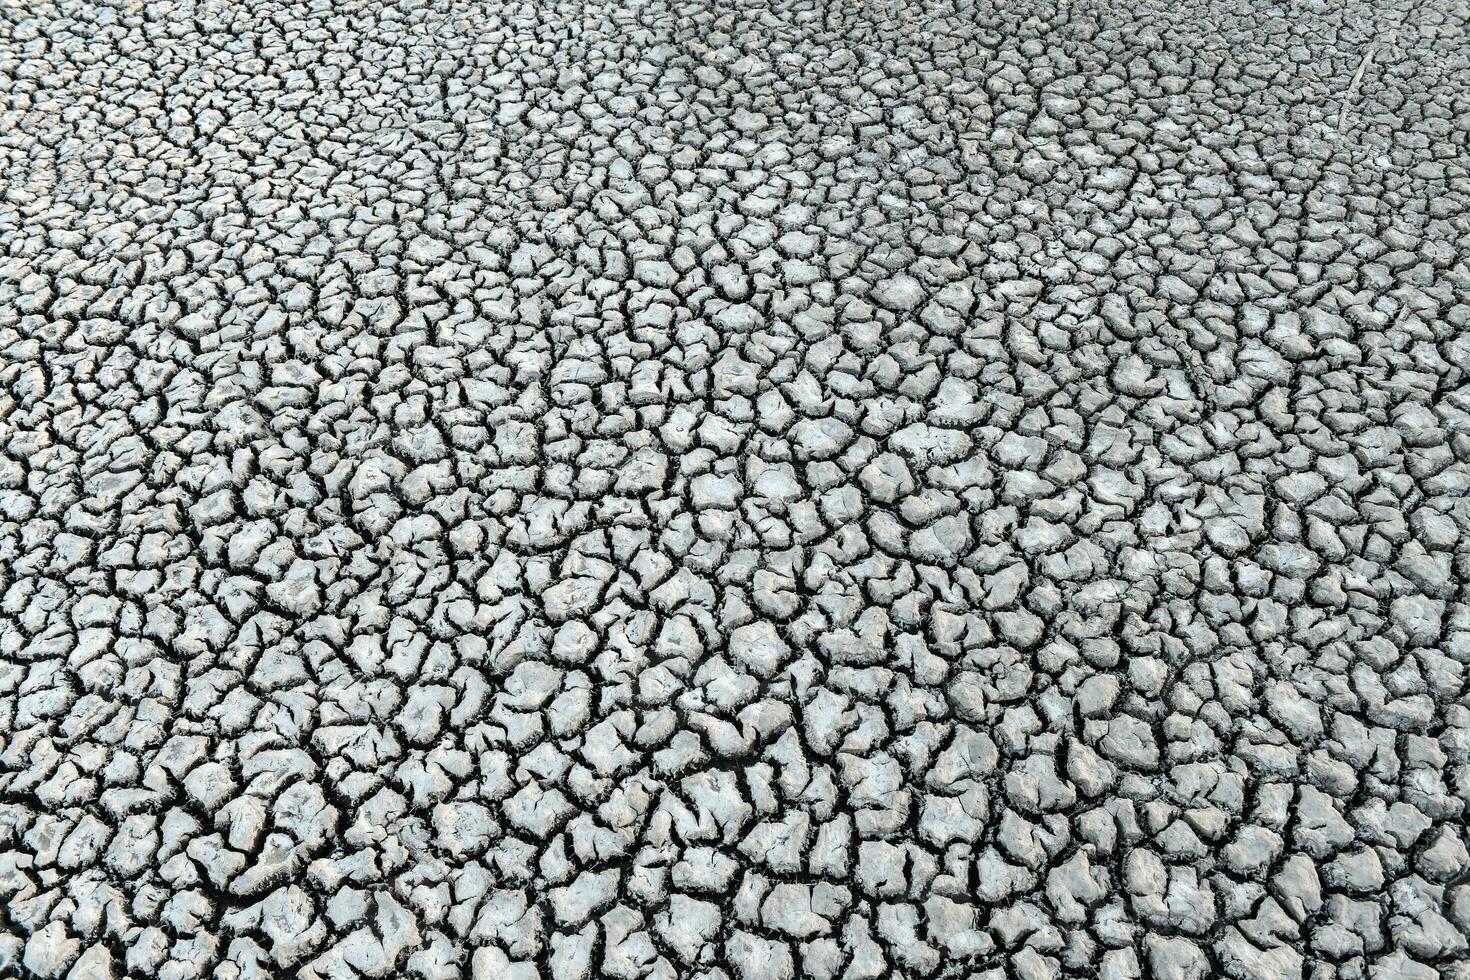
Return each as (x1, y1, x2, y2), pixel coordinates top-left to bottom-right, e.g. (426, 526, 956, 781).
(1336, 46, 1376, 134)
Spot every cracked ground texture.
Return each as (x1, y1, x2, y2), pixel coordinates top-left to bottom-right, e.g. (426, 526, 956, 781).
(3, 0, 1470, 976)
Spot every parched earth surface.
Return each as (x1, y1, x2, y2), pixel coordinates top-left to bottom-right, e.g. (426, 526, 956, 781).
(3, 0, 1470, 976)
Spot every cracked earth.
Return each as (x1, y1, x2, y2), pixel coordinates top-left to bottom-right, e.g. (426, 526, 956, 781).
(3, 0, 1470, 977)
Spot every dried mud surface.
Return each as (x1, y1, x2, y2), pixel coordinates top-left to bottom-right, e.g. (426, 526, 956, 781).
(3, 0, 1470, 977)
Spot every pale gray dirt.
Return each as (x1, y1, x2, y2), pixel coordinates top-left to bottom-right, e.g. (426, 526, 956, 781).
(2, 0, 1470, 977)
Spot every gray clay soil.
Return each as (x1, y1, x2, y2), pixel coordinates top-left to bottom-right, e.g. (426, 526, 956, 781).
(2, 0, 1470, 977)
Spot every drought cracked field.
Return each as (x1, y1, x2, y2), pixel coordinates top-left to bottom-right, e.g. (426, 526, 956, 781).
(3, 0, 1470, 977)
